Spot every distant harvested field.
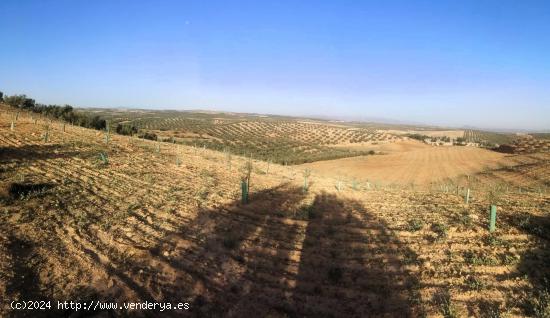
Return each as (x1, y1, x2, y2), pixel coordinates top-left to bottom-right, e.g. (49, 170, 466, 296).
(329, 139, 430, 153)
(300, 146, 517, 186)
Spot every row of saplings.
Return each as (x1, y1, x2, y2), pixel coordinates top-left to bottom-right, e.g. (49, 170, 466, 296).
(240, 163, 504, 237)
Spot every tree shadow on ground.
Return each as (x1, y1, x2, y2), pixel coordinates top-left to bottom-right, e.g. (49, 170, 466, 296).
(2, 232, 113, 318)
(145, 188, 421, 317)
(148, 183, 309, 317)
(516, 213, 550, 316)
(0, 144, 89, 163)
(2, 183, 422, 317)
(291, 192, 419, 317)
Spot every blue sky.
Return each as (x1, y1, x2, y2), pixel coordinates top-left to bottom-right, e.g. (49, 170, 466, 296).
(1, 0, 549, 130)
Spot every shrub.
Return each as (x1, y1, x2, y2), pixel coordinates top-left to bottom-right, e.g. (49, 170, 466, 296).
(407, 219, 424, 232)
(464, 276, 485, 291)
(463, 250, 498, 266)
(3, 92, 107, 131)
(434, 290, 458, 318)
(139, 132, 158, 141)
(483, 234, 509, 248)
(431, 222, 448, 240)
(116, 123, 138, 136)
(405, 133, 429, 141)
(7, 182, 53, 200)
(402, 249, 422, 265)
(4, 94, 34, 108)
(456, 211, 472, 228)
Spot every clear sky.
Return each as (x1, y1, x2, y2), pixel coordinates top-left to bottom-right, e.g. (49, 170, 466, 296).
(1, 0, 549, 130)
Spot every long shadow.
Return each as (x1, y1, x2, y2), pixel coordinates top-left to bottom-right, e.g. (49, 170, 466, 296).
(0, 177, 55, 317)
(291, 192, 419, 317)
(5, 235, 43, 304)
(170, 190, 421, 317)
(147, 183, 309, 317)
(0, 144, 90, 163)
(46, 183, 310, 317)
(2, 232, 115, 318)
(516, 213, 550, 316)
(3, 182, 422, 317)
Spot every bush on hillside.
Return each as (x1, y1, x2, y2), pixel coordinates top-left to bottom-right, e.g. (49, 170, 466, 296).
(138, 131, 158, 141)
(1, 91, 106, 131)
(116, 123, 138, 136)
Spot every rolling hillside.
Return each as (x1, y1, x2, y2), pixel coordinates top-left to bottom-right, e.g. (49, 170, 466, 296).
(1, 104, 549, 317)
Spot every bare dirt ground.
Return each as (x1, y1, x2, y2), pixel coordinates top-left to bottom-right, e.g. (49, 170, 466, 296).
(329, 139, 430, 153)
(1, 105, 549, 317)
(299, 145, 550, 189)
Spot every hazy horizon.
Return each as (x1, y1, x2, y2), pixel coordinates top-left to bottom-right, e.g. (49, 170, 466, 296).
(1, 0, 549, 130)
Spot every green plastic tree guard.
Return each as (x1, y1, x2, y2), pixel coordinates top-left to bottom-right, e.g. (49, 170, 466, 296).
(489, 205, 497, 232)
(241, 180, 249, 204)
